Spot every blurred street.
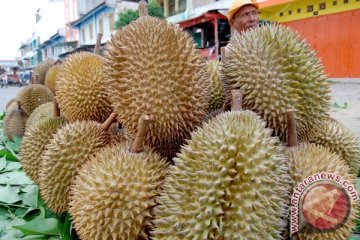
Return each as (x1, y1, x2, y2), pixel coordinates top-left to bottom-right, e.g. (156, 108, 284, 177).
(0, 81, 359, 139)
(0, 85, 22, 112)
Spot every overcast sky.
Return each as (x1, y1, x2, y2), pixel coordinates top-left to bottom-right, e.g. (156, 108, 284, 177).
(0, 0, 46, 60)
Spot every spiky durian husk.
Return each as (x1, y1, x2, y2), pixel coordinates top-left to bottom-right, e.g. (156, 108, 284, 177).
(39, 121, 111, 213)
(153, 111, 290, 239)
(20, 117, 67, 185)
(208, 60, 225, 112)
(5, 98, 18, 113)
(33, 59, 56, 84)
(104, 16, 210, 149)
(3, 109, 28, 140)
(286, 143, 357, 240)
(25, 102, 54, 130)
(109, 123, 133, 145)
(44, 64, 61, 93)
(203, 108, 224, 123)
(69, 143, 169, 240)
(307, 118, 360, 175)
(221, 24, 330, 142)
(16, 84, 53, 116)
(56, 52, 112, 123)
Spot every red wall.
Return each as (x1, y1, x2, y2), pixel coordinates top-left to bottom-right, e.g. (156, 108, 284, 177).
(283, 9, 360, 78)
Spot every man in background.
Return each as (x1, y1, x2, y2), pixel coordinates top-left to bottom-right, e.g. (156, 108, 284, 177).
(227, 0, 259, 34)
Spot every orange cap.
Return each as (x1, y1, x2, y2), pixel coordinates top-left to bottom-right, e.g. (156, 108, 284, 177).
(227, 0, 259, 22)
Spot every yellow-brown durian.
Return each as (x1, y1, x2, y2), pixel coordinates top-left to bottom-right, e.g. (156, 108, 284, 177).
(16, 84, 53, 116)
(56, 52, 112, 122)
(104, 16, 210, 149)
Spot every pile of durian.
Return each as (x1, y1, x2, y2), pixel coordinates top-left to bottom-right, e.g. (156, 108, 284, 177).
(3, 2, 359, 239)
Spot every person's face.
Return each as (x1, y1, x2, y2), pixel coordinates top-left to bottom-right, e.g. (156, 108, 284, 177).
(230, 5, 259, 33)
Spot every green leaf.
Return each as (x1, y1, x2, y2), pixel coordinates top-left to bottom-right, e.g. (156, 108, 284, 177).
(13, 216, 60, 236)
(0, 149, 18, 162)
(21, 185, 37, 193)
(0, 185, 21, 204)
(0, 156, 7, 171)
(0, 206, 11, 220)
(5, 139, 21, 153)
(0, 171, 33, 185)
(4, 161, 22, 172)
(59, 212, 72, 240)
(20, 187, 38, 208)
(21, 235, 48, 239)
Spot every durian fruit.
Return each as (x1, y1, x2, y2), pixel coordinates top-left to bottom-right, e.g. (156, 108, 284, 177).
(25, 102, 54, 130)
(3, 108, 28, 140)
(221, 24, 330, 142)
(44, 63, 62, 93)
(33, 59, 56, 84)
(104, 16, 210, 150)
(5, 98, 18, 113)
(286, 143, 358, 240)
(153, 111, 290, 239)
(109, 122, 133, 145)
(20, 117, 67, 185)
(39, 120, 111, 213)
(56, 52, 112, 123)
(208, 60, 225, 112)
(69, 143, 169, 240)
(16, 84, 53, 116)
(307, 118, 360, 175)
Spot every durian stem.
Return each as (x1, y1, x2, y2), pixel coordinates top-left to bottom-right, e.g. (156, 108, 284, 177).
(53, 97, 60, 117)
(131, 114, 153, 153)
(231, 89, 242, 111)
(94, 33, 103, 55)
(101, 112, 118, 131)
(221, 46, 226, 61)
(138, 0, 148, 17)
(286, 109, 298, 147)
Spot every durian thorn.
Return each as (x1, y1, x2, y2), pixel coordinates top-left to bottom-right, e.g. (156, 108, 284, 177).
(16, 101, 21, 110)
(53, 97, 60, 117)
(231, 89, 242, 111)
(220, 46, 226, 61)
(54, 59, 63, 65)
(94, 33, 103, 55)
(131, 114, 153, 153)
(138, 0, 148, 17)
(101, 112, 118, 131)
(286, 109, 298, 147)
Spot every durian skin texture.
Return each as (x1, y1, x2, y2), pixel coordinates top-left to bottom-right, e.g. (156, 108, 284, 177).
(44, 64, 61, 93)
(56, 52, 113, 123)
(221, 24, 330, 142)
(308, 118, 360, 175)
(69, 143, 169, 240)
(104, 16, 210, 148)
(153, 110, 290, 240)
(25, 102, 54, 130)
(20, 117, 68, 185)
(286, 143, 358, 240)
(208, 60, 225, 112)
(3, 109, 28, 140)
(39, 121, 111, 214)
(16, 84, 54, 116)
(33, 58, 56, 84)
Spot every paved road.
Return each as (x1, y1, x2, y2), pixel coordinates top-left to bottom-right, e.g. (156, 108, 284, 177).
(0, 82, 359, 139)
(0, 85, 22, 112)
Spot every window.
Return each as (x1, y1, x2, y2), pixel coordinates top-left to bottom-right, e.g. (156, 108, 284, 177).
(333, 1, 337, 5)
(99, 18, 104, 34)
(108, 13, 114, 32)
(344, 0, 348, 3)
(288, 10, 292, 15)
(297, 8, 301, 13)
(82, 27, 86, 42)
(280, 12, 283, 17)
(319, 3, 326, 9)
(89, 23, 94, 40)
(307, 5, 314, 12)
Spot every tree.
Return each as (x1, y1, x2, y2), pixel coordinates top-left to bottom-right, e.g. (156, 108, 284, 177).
(114, 0, 165, 30)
